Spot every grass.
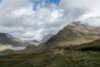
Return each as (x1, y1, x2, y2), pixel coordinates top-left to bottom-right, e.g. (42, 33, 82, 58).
(0, 49, 100, 67)
(0, 39, 100, 67)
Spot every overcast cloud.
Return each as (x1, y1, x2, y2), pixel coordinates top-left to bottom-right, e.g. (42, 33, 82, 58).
(0, 0, 100, 41)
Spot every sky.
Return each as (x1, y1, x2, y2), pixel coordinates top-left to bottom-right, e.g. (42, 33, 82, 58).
(0, 0, 63, 41)
(0, 0, 100, 41)
(30, 0, 60, 10)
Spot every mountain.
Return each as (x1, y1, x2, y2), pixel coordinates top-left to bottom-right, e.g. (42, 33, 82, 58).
(0, 33, 27, 51)
(1, 33, 100, 67)
(0, 33, 44, 51)
(0, 33, 25, 46)
(45, 21, 100, 48)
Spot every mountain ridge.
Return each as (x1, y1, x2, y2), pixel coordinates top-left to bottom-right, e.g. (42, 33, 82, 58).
(45, 21, 100, 48)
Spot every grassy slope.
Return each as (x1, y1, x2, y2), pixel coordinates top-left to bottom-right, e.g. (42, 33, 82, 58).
(0, 39, 100, 67)
(73, 39, 100, 51)
(0, 40, 100, 67)
(0, 50, 100, 67)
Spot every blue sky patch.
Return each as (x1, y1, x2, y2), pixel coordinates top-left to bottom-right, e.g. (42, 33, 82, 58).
(30, 0, 60, 10)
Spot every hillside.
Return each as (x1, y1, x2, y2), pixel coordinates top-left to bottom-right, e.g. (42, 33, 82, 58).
(0, 33, 27, 51)
(0, 47, 100, 67)
(73, 39, 100, 51)
(45, 22, 100, 48)
(0, 22, 100, 67)
(0, 33, 25, 46)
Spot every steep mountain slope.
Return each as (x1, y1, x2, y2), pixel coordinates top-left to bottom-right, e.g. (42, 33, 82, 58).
(45, 21, 100, 48)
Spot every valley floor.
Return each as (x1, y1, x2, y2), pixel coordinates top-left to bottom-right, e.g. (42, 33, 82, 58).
(0, 50, 100, 67)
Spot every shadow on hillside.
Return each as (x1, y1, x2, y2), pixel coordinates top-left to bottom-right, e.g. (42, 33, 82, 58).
(80, 47, 100, 52)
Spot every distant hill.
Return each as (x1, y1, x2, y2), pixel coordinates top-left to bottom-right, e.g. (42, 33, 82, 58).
(0, 33, 27, 51)
(0, 33, 25, 46)
(0, 33, 42, 51)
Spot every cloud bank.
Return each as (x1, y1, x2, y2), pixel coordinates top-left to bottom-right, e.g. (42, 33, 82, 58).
(0, 0, 100, 41)
(0, 0, 64, 41)
(60, 0, 100, 26)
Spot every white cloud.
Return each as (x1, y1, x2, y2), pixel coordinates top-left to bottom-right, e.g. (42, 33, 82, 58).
(0, 0, 100, 41)
(0, 0, 64, 41)
(60, 0, 100, 26)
